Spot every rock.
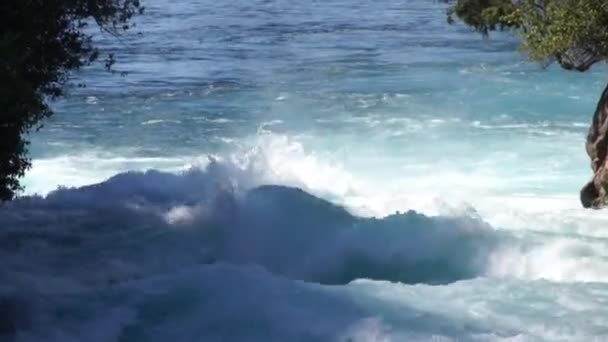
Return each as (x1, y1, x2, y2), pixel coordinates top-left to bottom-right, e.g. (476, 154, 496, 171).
(582, 83, 608, 208)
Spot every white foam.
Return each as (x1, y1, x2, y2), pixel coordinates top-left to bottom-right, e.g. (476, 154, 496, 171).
(7, 130, 608, 341)
(19, 133, 608, 287)
(23, 153, 212, 196)
(12, 264, 608, 342)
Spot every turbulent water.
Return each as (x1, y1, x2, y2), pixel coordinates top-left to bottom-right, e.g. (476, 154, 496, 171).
(4, 0, 608, 341)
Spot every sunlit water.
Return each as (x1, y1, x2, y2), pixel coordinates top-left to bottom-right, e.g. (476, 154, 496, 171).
(4, 0, 608, 340)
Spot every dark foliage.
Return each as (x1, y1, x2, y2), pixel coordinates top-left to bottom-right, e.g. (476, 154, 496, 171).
(0, 0, 143, 200)
(448, 0, 608, 71)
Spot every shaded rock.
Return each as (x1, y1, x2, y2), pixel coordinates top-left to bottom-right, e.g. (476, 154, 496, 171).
(582, 83, 608, 208)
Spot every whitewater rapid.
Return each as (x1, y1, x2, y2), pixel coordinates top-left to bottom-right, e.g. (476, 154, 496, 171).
(3, 134, 608, 341)
(5, 0, 608, 340)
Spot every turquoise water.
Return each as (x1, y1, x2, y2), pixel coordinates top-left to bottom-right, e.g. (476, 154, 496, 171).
(4, 0, 608, 340)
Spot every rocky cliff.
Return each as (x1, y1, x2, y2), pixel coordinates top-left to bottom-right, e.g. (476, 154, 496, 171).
(581, 83, 608, 208)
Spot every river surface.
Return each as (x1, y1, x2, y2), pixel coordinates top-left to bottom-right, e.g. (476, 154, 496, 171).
(4, 0, 608, 340)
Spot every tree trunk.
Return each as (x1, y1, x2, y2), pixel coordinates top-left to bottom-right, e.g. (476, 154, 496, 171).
(581, 81, 608, 208)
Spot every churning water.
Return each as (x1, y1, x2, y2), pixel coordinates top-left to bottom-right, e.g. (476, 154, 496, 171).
(4, 0, 608, 340)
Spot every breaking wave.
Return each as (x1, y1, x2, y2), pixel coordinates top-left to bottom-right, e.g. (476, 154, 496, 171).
(4, 145, 608, 341)
(1, 162, 498, 293)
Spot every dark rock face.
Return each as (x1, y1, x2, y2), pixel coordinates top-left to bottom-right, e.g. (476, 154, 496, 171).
(581, 83, 608, 208)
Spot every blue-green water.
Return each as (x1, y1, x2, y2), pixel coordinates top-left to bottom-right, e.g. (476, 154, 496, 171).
(4, 0, 608, 340)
